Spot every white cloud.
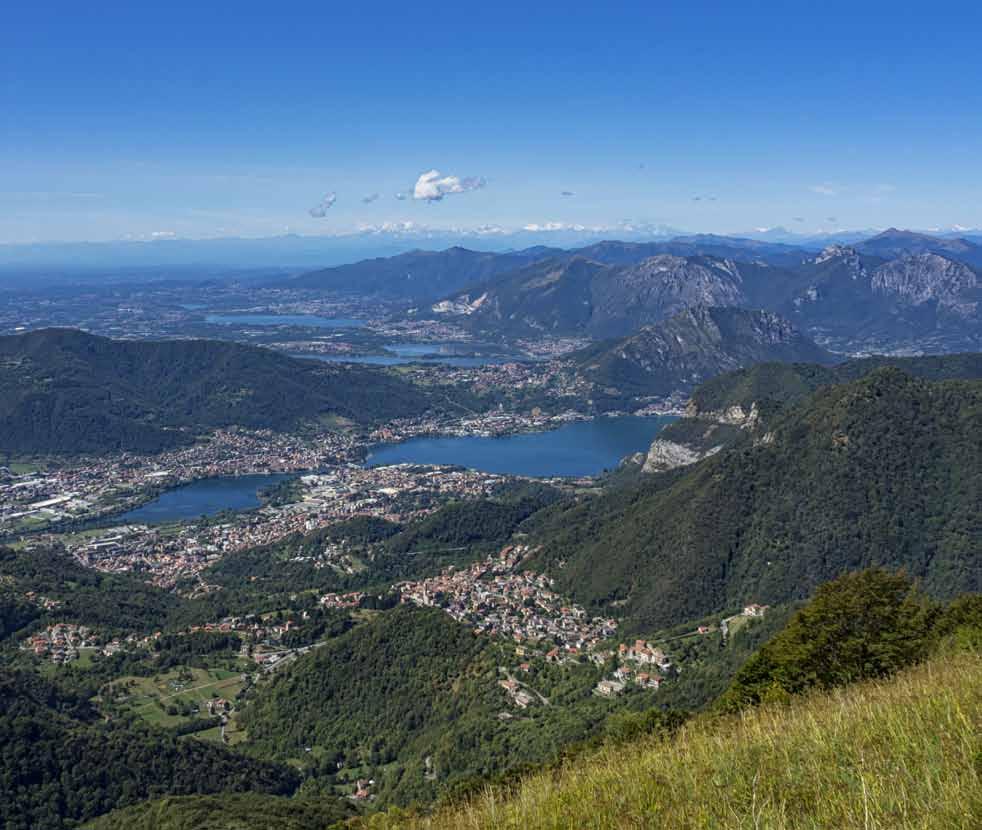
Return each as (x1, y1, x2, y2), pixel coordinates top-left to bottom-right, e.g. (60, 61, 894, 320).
(394, 192, 408, 201)
(809, 183, 839, 196)
(308, 192, 337, 217)
(412, 169, 486, 201)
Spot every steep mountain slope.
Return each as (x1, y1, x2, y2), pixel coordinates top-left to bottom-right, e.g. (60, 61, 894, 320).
(431, 256, 611, 333)
(0, 329, 436, 455)
(784, 246, 980, 349)
(642, 352, 982, 472)
(433, 255, 786, 338)
(376, 650, 981, 830)
(569, 306, 833, 399)
(287, 238, 808, 305)
(525, 368, 981, 630)
(289, 246, 560, 301)
(0, 669, 299, 830)
(82, 795, 354, 830)
(687, 351, 982, 417)
(240, 605, 670, 808)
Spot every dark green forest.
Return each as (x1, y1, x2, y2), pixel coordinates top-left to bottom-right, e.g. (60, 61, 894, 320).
(81, 793, 354, 830)
(0, 328, 444, 455)
(689, 351, 982, 415)
(527, 368, 982, 629)
(0, 670, 299, 830)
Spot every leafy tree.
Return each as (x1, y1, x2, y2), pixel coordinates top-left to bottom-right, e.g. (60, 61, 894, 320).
(717, 569, 938, 710)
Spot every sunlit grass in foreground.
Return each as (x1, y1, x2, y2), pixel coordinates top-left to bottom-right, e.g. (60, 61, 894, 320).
(369, 651, 981, 829)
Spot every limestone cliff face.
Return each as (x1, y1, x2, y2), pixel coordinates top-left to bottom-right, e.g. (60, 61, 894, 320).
(684, 399, 760, 428)
(870, 254, 977, 316)
(641, 439, 722, 473)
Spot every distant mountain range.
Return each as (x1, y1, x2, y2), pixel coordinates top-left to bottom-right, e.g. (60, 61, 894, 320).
(422, 229, 982, 350)
(854, 228, 982, 265)
(0, 329, 438, 455)
(3, 225, 980, 274)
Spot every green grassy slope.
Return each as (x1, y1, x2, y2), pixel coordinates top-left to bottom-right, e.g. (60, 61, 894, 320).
(376, 650, 981, 829)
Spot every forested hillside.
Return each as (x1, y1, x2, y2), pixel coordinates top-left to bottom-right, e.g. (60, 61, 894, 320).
(0, 670, 299, 830)
(0, 546, 186, 638)
(688, 351, 982, 416)
(365, 577, 982, 830)
(0, 328, 437, 455)
(527, 368, 982, 629)
(239, 605, 674, 807)
(82, 794, 354, 830)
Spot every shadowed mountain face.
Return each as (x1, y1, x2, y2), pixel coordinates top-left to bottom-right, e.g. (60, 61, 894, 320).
(569, 306, 834, 398)
(0, 328, 436, 455)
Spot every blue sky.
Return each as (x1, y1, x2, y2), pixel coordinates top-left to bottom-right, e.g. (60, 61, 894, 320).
(2, 1, 982, 243)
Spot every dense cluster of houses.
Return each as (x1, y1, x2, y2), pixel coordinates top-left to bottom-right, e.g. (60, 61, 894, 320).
(23, 623, 97, 663)
(399, 544, 618, 651)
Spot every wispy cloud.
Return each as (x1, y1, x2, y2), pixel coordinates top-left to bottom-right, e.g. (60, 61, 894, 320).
(308, 192, 337, 217)
(361, 192, 380, 204)
(394, 192, 408, 201)
(560, 190, 576, 197)
(809, 183, 839, 196)
(413, 169, 486, 201)
(793, 216, 806, 222)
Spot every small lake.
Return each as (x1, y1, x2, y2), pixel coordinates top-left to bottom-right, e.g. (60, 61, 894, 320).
(205, 313, 365, 328)
(365, 415, 676, 477)
(117, 473, 292, 524)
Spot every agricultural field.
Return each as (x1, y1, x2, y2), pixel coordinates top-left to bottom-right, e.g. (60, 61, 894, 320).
(101, 665, 250, 737)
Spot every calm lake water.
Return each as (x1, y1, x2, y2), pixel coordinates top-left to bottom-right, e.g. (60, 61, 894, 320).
(118, 473, 292, 524)
(365, 415, 676, 477)
(205, 313, 365, 328)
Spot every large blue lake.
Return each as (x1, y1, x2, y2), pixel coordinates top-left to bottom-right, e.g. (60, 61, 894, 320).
(205, 314, 365, 328)
(365, 415, 676, 477)
(118, 473, 292, 524)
